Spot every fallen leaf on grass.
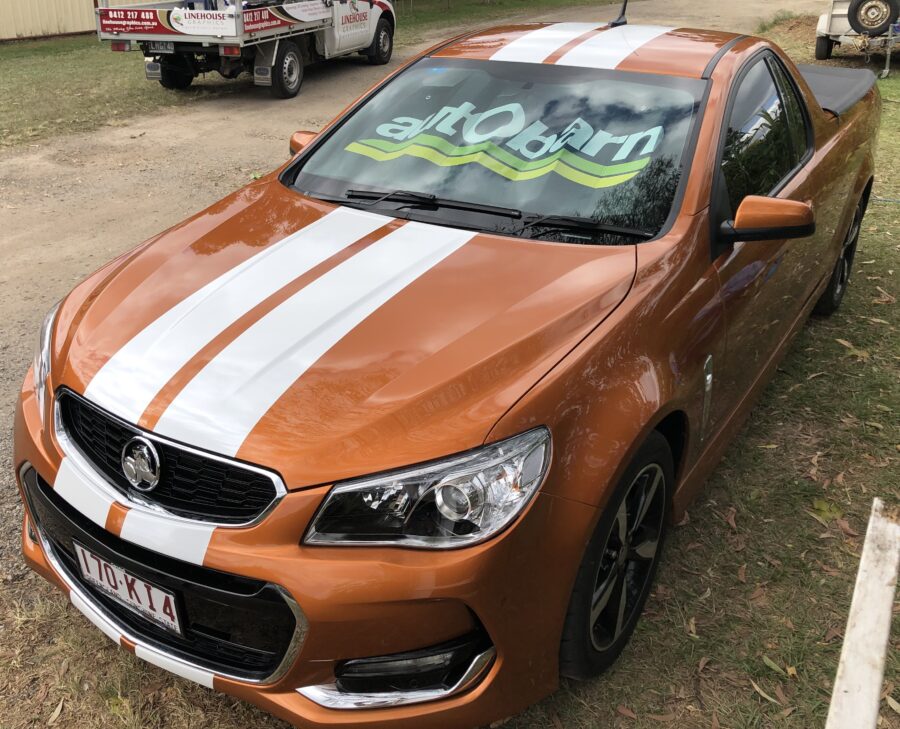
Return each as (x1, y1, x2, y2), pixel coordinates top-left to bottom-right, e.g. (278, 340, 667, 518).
(737, 564, 747, 583)
(550, 712, 565, 729)
(812, 498, 843, 521)
(874, 286, 896, 304)
(699, 656, 711, 673)
(835, 338, 870, 360)
(711, 712, 721, 729)
(759, 443, 779, 449)
(647, 713, 676, 722)
(774, 683, 788, 704)
(780, 707, 796, 717)
(763, 655, 787, 677)
(724, 506, 737, 531)
(805, 509, 829, 527)
(617, 705, 637, 719)
(887, 695, 900, 715)
(47, 698, 64, 726)
(836, 518, 860, 537)
(750, 678, 781, 705)
(687, 617, 698, 638)
(749, 586, 768, 606)
(807, 371, 827, 380)
(787, 666, 798, 679)
(824, 626, 843, 643)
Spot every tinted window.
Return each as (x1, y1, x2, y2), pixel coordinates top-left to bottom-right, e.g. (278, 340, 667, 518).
(768, 58, 810, 167)
(291, 58, 705, 242)
(721, 59, 793, 214)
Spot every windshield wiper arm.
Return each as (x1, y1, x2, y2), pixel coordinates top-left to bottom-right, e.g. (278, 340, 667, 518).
(344, 189, 523, 219)
(516, 214, 654, 241)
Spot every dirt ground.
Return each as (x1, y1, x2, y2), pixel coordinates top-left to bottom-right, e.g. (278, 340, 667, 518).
(2, 1, 893, 728)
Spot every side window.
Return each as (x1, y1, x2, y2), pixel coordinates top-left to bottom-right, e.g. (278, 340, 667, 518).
(768, 58, 811, 167)
(720, 58, 793, 215)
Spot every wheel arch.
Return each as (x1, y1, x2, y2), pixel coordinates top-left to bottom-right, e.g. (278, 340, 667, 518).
(652, 409, 689, 485)
(378, 8, 395, 33)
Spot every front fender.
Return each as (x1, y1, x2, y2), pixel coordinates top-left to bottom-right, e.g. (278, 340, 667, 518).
(488, 213, 724, 517)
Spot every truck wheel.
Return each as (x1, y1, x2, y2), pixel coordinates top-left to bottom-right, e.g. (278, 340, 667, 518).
(367, 18, 393, 65)
(159, 56, 194, 90)
(848, 0, 899, 36)
(815, 35, 835, 60)
(271, 41, 303, 99)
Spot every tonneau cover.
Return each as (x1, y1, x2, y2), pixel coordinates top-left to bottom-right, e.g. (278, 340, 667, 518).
(797, 64, 876, 116)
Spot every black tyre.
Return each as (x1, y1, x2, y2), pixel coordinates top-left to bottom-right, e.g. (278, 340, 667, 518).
(271, 41, 303, 99)
(560, 432, 673, 679)
(814, 196, 866, 316)
(848, 0, 899, 36)
(815, 35, 835, 60)
(159, 55, 194, 90)
(367, 17, 393, 65)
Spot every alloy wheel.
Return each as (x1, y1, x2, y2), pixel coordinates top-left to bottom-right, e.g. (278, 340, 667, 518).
(589, 464, 666, 651)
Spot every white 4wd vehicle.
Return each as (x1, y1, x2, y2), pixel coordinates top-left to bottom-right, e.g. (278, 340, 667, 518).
(96, 0, 396, 98)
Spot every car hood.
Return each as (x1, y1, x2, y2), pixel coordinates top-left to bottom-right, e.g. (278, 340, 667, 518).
(56, 181, 636, 488)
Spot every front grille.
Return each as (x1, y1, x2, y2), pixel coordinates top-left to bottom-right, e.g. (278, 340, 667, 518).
(57, 390, 280, 524)
(23, 468, 302, 682)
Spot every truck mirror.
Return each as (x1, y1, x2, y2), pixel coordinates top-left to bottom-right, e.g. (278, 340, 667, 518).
(719, 196, 815, 243)
(290, 130, 317, 156)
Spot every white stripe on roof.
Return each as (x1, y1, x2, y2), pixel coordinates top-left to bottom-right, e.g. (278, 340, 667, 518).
(555, 24, 673, 69)
(490, 22, 605, 63)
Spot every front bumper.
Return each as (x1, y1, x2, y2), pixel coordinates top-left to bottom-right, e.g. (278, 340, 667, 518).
(14, 379, 598, 728)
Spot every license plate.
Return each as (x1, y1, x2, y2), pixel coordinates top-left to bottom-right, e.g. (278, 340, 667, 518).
(148, 41, 175, 54)
(74, 542, 182, 635)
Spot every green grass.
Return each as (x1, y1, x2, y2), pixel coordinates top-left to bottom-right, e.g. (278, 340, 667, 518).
(756, 9, 797, 35)
(0, 0, 615, 148)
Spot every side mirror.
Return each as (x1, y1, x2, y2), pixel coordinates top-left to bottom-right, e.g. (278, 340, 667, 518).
(289, 130, 317, 156)
(719, 195, 815, 243)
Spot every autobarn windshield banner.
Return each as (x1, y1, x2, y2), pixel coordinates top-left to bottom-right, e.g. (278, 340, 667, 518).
(98, 2, 330, 36)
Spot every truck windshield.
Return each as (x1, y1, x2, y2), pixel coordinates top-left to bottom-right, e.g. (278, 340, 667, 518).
(289, 57, 705, 242)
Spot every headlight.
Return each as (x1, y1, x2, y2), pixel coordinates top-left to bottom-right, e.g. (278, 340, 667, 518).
(34, 301, 61, 425)
(305, 428, 551, 549)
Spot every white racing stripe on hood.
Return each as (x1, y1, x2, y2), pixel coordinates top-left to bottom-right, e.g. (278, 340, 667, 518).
(489, 22, 604, 63)
(85, 206, 391, 425)
(555, 24, 673, 69)
(154, 222, 476, 456)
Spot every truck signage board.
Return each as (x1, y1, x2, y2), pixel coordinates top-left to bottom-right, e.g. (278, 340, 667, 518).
(99, 2, 330, 37)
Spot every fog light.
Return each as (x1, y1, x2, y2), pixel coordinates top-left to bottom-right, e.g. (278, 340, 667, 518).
(298, 631, 495, 709)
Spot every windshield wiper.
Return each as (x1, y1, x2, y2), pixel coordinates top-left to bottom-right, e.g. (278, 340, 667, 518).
(343, 189, 523, 219)
(516, 214, 654, 241)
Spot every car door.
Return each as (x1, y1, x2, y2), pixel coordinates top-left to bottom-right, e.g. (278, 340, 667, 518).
(330, 0, 373, 54)
(711, 52, 817, 422)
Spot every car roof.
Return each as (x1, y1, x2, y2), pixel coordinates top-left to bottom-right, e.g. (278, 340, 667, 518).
(431, 23, 742, 79)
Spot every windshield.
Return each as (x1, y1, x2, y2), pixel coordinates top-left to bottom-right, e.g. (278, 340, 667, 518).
(289, 57, 706, 243)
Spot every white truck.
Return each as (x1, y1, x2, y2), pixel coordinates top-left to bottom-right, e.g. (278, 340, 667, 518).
(95, 0, 396, 98)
